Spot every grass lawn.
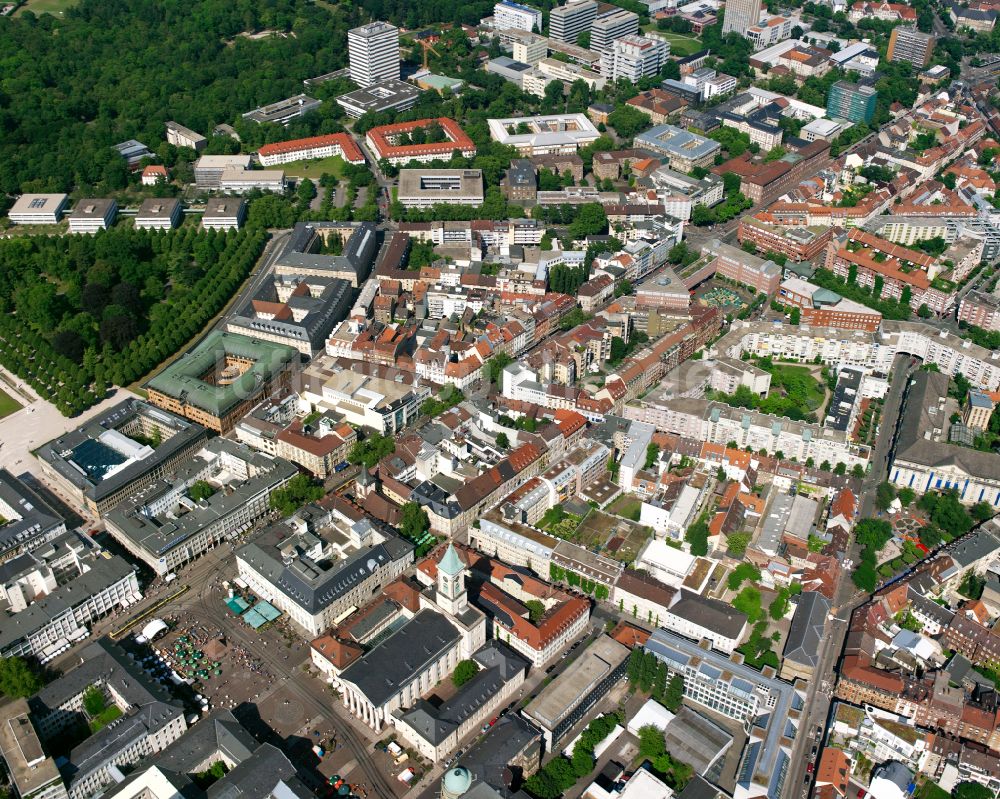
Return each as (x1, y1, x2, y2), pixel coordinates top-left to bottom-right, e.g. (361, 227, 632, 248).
(0, 387, 23, 419)
(607, 494, 643, 522)
(768, 364, 825, 411)
(89, 705, 122, 732)
(642, 28, 704, 56)
(915, 782, 949, 799)
(14, 0, 78, 16)
(278, 154, 348, 180)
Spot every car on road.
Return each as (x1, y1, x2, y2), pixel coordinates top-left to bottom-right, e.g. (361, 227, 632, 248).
(807, 763, 814, 774)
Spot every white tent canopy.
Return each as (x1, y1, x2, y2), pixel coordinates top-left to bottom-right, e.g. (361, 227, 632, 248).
(137, 619, 168, 643)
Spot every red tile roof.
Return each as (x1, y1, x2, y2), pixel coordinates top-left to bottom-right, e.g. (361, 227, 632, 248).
(365, 117, 476, 161)
(258, 132, 365, 163)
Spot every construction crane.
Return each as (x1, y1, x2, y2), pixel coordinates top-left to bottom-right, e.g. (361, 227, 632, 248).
(417, 38, 441, 70)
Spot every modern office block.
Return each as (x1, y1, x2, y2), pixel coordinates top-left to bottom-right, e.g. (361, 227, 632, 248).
(494, 1, 543, 32)
(826, 80, 878, 124)
(600, 35, 670, 82)
(348, 21, 400, 88)
(721, 0, 762, 36)
(887, 26, 935, 67)
(549, 0, 598, 43)
(590, 9, 639, 53)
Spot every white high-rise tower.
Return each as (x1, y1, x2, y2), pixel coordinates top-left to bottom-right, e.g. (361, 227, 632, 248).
(721, 0, 761, 36)
(348, 21, 400, 88)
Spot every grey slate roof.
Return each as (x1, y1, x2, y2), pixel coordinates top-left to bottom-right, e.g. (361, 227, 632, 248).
(677, 776, 729, 799)
(228, 276, 352, 349)
(459, 714, 541, 792)
(0, 554, 137, 651)
(236, 519, 412, 615)
(0, 469, 66, 556)
(66, 702, 182, 786)
(95, 711, 306, 799)
(339, 609, 461, 707)
(276, 223, 378, 282)
(32, 637, 178, 713)
(668, 589, 748, 640)
(396, 643, 527, 746)
(945, 523, 1000, 569)
(894, 371, 1000, 481)
(782, 591, 831, 669)
(32, 639, 184, 792)
(907, 585, 954, 626)
(207, 743, 297, 799)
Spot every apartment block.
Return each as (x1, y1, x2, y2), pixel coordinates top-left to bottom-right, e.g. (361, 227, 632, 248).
(600, 35, 670, 83)
(737, 215, 832, 261)
(959, 290, 1000, 332)
(777, 278, 883, 331)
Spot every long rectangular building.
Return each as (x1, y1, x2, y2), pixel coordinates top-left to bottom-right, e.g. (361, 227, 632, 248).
(258, 133, 365, 167)
(623, 395, 869, 469)
(522, 635, 629, 748)
(36, 401, 209, 516)
(0, 539, 139, 662)
(104, 439, 297, 576)
(646, 628, 805, 799)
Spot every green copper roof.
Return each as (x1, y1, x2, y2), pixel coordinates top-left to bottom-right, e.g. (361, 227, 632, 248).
(439, 543, 464, 578)
(146, 331, 298, 416)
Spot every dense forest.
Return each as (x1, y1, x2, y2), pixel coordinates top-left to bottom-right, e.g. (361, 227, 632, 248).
(0, 226, 266, 414)
(0, 0, 365, 195)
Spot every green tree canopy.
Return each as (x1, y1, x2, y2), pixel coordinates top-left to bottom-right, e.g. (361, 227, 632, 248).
(399, 502, 430, 543)
(269, 474, 324, 516)
(347, 433, 396, 469)
(0, 656, 44, 698)
(452, 659, 479, 687)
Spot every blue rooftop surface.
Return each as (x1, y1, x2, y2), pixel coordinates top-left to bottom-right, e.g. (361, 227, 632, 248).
(969, 390, 993, 408)
(70, 439, 127, 482)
